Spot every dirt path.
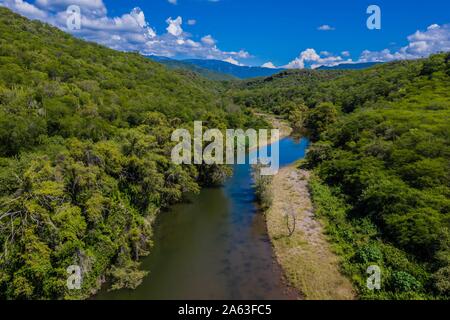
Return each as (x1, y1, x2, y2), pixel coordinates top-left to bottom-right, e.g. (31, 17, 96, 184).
(266, 166, 355, 300)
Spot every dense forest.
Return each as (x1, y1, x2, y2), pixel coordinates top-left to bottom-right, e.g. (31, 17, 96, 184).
(232, 53, 450, 299)
(0, 8, 266, 299)
(1, 6, 449, 300)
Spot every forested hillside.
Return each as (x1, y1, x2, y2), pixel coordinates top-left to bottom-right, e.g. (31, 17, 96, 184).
(233, 53, 450, 299)
(0, 8, 265, 299)
(232, 69, 348, 117)
(1, 5, 449, 301)
(182, 59, 285, 79)
(147, 55, 237, 81)
(317, 62, 381, 70)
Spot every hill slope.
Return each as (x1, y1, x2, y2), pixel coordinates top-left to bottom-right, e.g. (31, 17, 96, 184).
(0, 7, 264, 299)
(233, 54, 450, 299)
(182, 58, 285, 79)
(317, 62, 382, 70)
(147, 55, 237, 81)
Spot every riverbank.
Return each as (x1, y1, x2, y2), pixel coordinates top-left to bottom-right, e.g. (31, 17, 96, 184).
(249, 113, 293, 152)
(96, 136, 311, 300)
(265, 166, 355, 300)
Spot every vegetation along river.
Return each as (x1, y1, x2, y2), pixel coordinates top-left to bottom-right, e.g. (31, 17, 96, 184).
(95, 137, 310, 300)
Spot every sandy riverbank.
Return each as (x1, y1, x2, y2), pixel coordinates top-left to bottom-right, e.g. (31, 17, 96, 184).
(265, 166, 355, 300)
(249, 113, 293, 152)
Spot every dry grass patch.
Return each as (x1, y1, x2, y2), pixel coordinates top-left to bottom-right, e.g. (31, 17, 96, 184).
(266, 166, 355, 300)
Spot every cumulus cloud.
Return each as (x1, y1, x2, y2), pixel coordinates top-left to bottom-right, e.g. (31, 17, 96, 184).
(224, 50, 251, 59)
(317, 24, 335, 31)
(201, 34, 216, 46)
(166, 16, 183, 37)
(285, 48, 349, 69)
(1, 0, 48, 19)
(285, 24, 450, 69)
(36, 0, 106, 16)
(261, 62, 277, 69)
(359, 24, 450, 62)
(223, 57, 243, 66)
(59, 7, 157, 49)
(0, 0, 252, 63)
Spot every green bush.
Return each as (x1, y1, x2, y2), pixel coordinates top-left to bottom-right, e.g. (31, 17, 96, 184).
(389, 271, 422, 293)
(355, 244, 384, 264)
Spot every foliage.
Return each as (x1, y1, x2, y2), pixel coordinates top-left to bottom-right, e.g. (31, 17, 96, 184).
(294, 54, 448, 300)
(252, 164, 273, 211)
(1, 6, 449, 301)
(0, 8, 260, 299)
(233, 50, 449, 299)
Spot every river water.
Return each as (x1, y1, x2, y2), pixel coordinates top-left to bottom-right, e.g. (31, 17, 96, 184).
(95, 137, 309, 300)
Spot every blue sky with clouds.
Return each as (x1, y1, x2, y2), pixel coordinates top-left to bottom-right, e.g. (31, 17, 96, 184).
(1, 0, 449, 68)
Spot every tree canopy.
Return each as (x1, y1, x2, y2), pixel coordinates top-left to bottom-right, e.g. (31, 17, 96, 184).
(0, 8, 266, 299)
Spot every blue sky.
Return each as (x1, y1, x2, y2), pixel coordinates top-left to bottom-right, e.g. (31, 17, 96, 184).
(1, 0, 450, 68)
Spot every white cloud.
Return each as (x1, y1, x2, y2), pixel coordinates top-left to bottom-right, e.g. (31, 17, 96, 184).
(223, 57, 243, 66)
(317, 24, 335, 31)
(285, 48, 347, 69)
(187, 19, 196, 25)
(36, 0, 106, 16)
(166, 16, 183, 37)
(358, 24, 450, 63)
(262, 62, 277, 69)
(201, 34, 216, 46)
(285, 24, 450, 69)
(285, 48, 319, 69)
(1, 0, 47, 19)
(66, 7, 157, 43)
(427, 24, 440, 30)
(224, 50, 250, 59)
(168, 0, 177, 5)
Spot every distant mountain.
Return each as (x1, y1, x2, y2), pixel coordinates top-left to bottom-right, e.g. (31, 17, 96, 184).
(148, 56, 285, 80)
(147, 55, 236, 81)
(184, 59, 285, 79)
(150, 56, 381, 80)
(317, 62, 382, 70)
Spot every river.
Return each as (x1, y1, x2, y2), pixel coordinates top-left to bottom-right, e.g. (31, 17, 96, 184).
(95, 136, 310, 300)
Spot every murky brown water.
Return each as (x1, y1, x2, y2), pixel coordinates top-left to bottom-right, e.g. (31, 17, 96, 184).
(94, 137, 309, 300)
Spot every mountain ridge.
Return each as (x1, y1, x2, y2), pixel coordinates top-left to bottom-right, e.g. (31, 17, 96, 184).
(147, 55, 237, 81)
(149, 56, 381, 79)
(148, 55, 285, 79)
(317, 61, 382, 70)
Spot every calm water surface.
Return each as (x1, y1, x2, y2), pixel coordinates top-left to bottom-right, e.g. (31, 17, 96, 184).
(95, 137, 309, 300)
